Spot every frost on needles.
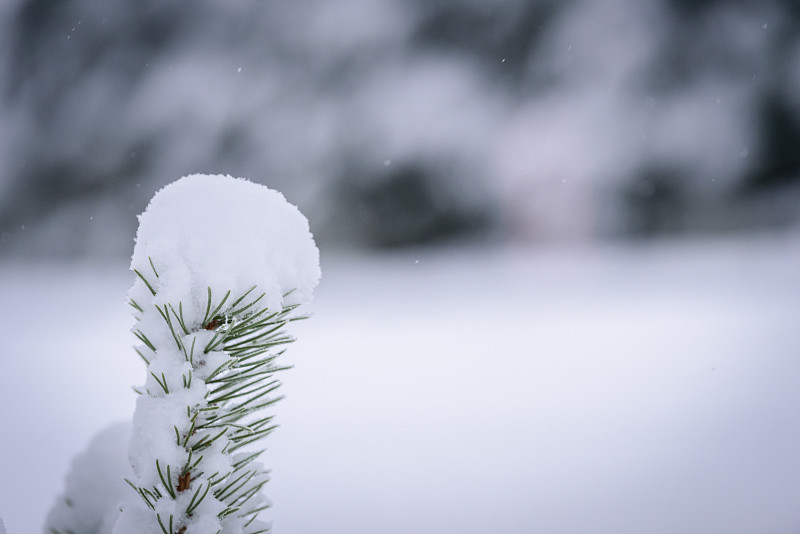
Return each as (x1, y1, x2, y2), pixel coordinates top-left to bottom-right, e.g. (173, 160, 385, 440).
(48, 174, 320, 534)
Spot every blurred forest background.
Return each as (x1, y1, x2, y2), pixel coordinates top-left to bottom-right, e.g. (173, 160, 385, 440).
(1, 0, 799, 256)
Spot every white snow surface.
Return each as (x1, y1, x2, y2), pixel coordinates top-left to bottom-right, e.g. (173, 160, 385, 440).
(1, 234, 799, 534)
(130, 174, 321, 321)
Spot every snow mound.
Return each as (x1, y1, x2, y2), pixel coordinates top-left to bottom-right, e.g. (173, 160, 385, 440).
(130, 174, 321, 318)
(44, 422, 132, 534)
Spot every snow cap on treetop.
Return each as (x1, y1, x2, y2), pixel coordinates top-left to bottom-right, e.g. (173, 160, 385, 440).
(131, 174, 320, 315)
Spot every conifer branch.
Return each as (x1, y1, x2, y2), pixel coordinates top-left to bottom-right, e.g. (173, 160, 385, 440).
(119, 175, 320, 534)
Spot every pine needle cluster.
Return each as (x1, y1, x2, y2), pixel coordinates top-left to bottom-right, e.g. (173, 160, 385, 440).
(125, 259, 307, 534)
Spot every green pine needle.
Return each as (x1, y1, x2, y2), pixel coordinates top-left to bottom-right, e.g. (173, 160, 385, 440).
(186, 481, 211, 515)
(150, 372, 170, 395)
(203, 290, 231, 328)
(149, 256, 160, 278)
(134, 346, 151, 365)
(156, 460, 177, 499)
(133, 329, 156, 352)
(156, 513, 174, 534)
(133, 268, 157, 296)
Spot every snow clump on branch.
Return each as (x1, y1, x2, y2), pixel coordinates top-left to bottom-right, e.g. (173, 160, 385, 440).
(116, 174, 320, 534)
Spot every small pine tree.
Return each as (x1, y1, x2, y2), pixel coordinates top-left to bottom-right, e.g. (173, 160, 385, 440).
(46, 174, 320, 534)
(116, 175, 320, 534)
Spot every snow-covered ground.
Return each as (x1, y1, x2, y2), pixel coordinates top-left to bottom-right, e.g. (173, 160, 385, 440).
(1, 234, 799, 534)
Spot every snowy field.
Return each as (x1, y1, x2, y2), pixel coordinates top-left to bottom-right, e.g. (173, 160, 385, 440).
(1, 234, 799, 534)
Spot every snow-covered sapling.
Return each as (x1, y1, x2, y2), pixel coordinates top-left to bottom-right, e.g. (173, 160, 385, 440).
(115, 174, 320, 534)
